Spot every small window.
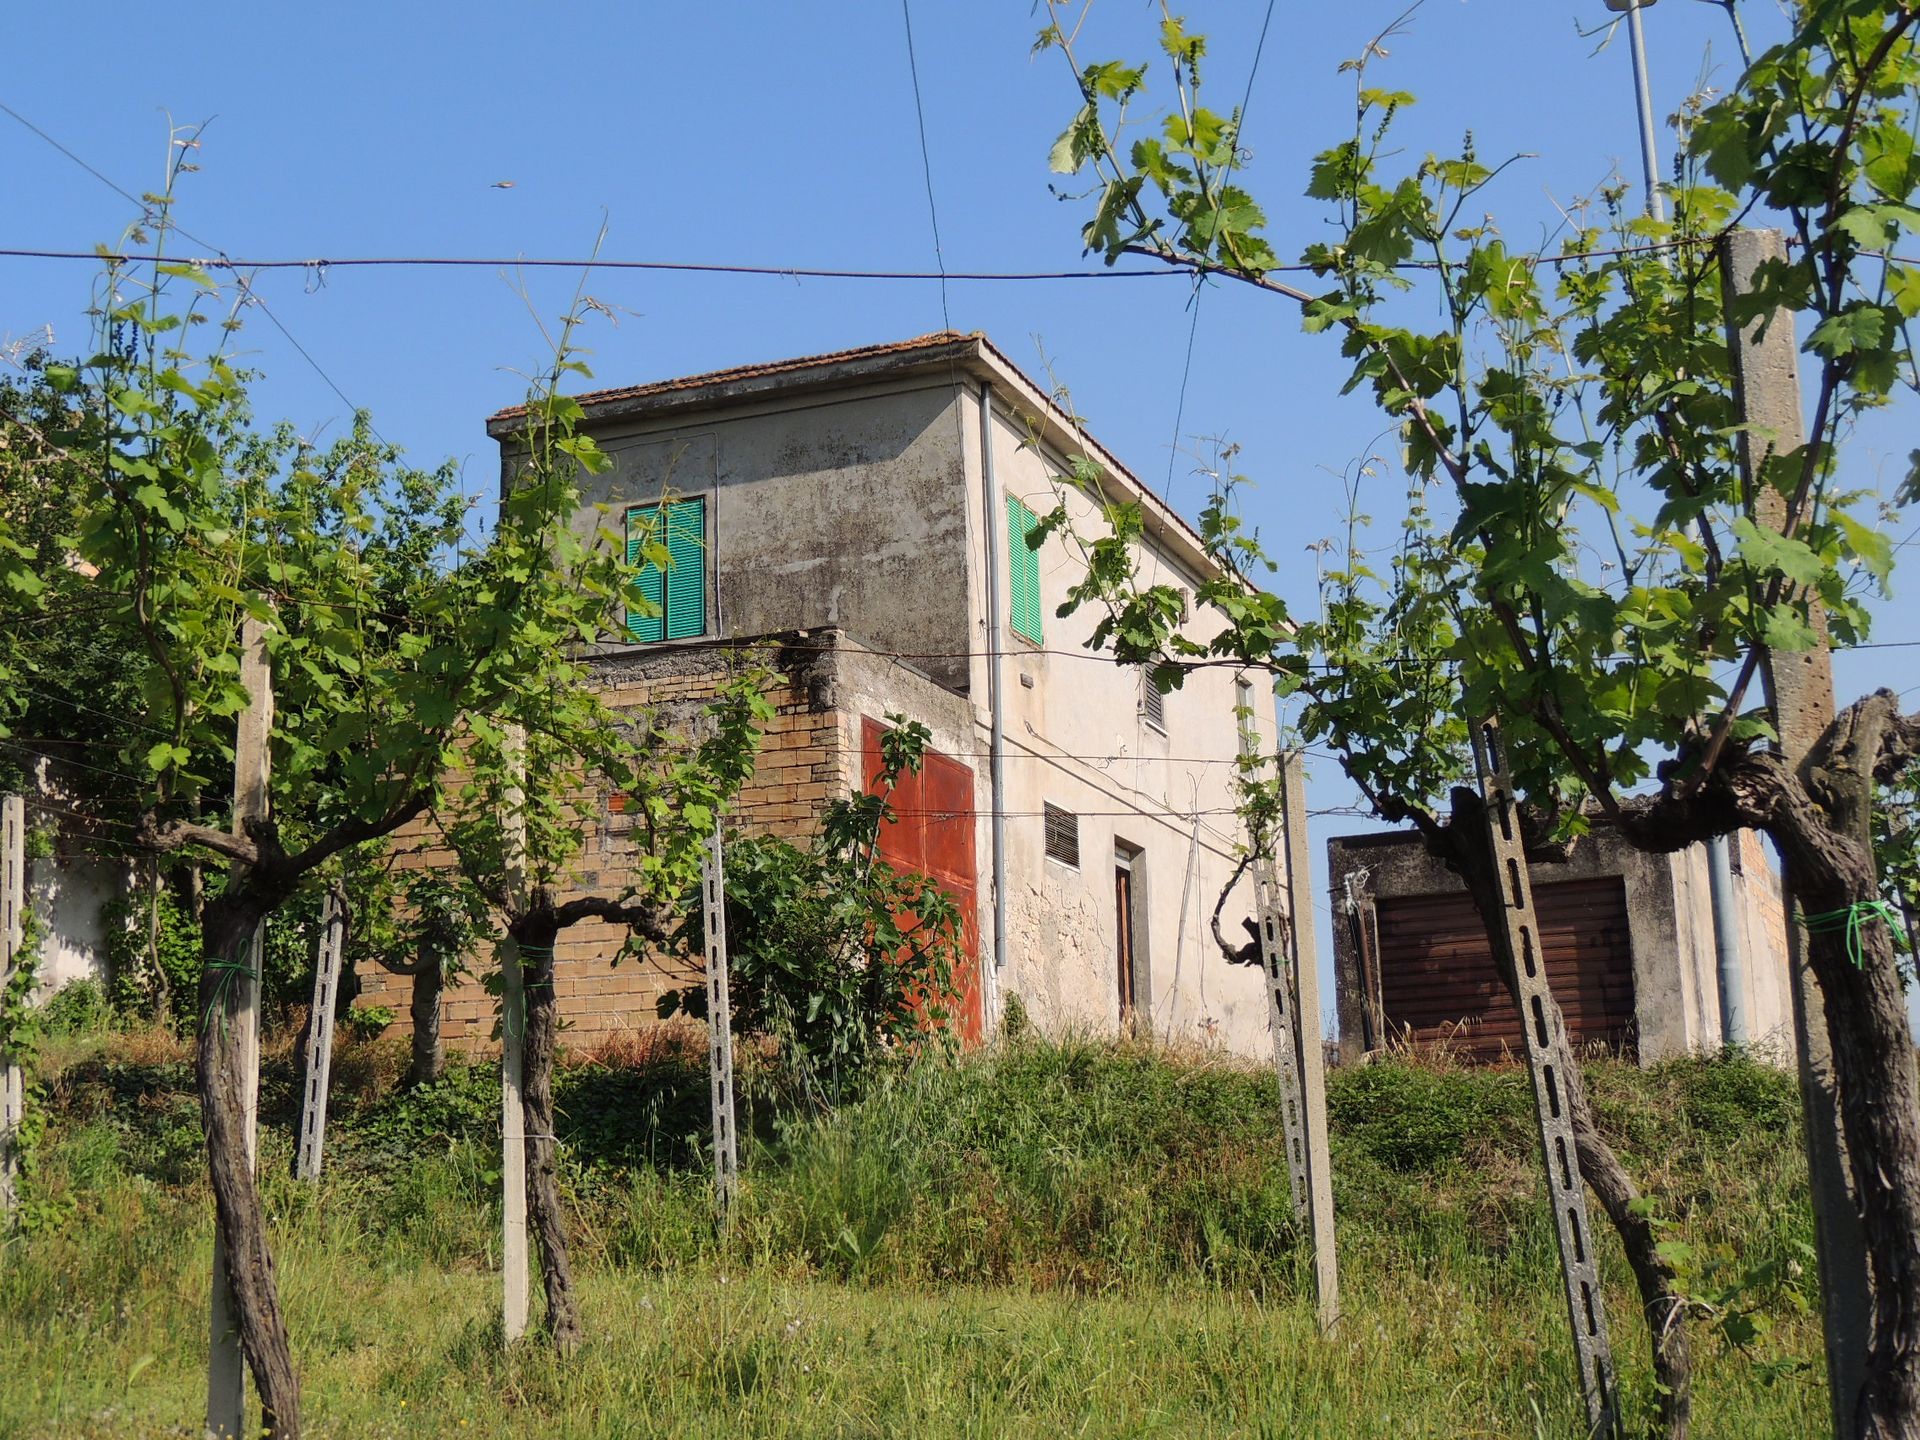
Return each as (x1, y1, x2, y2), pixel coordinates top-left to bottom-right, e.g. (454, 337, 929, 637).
(1141, 671, 1166, 732)
(1006, 494, 1044, 645)
(626, 497, 706, 642)
(1043, 803, 1080, 868)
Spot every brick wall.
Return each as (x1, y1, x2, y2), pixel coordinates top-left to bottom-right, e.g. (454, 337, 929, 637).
(359, 633, 857, 1047)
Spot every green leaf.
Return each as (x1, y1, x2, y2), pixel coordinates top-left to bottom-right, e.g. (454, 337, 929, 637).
(133, 483, 185, 530)
(1761, 603, 1819, 652)
(1806, 305, 1887, 360)
(1834, 509, 1894, 585)
(1049, 104, 1097, 175)
(1731, 517, 1827, 587)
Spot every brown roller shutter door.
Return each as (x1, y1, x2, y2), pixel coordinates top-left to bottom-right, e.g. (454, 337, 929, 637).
(1374, 877, 1636, 1060)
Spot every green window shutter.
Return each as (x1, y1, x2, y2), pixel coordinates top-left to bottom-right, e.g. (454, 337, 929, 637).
(1007, 494, 1043, 644)
(664, 497, 707, 640)
(625, 505, 666, 643)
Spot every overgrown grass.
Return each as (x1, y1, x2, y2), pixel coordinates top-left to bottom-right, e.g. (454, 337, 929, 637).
(0, 1026, 1824, 1437)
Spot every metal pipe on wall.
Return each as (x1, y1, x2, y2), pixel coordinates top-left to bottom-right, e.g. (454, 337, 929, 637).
(979, 383, 1009, 990)
(1707, 834, 1748, 1048)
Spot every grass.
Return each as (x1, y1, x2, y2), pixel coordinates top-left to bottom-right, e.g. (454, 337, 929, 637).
(0, 1024, 1826, 1438)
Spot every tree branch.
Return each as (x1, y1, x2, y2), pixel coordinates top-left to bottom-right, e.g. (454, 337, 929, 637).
(550, 893, 675, 945)
(139, 817, 261, 866)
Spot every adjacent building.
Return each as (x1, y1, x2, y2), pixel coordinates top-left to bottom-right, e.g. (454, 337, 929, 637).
(1327, 823, 1795, 1065)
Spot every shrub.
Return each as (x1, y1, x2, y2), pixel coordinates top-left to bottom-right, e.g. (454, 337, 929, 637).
(1326, 1059, 1517, 1173)
(39, 977, 112, 1037)
(342, 1005, 395, 1043)
(657, 715, 964, 1099)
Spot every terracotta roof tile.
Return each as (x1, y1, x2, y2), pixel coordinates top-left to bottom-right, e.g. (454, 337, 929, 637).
(487, 330, 976, 425)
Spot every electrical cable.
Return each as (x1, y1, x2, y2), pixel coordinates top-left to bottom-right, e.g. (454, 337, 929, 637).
(899, 0, 951, 333)
(0, 735, 147, 786)
(15, 681, 171, 736)
(0, 100, 372, 428)
(0, 235, 1728, 282)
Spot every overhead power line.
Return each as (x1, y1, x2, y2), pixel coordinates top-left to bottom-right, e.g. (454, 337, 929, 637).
(0, 100, 371, 424)
(0, 235, 1736, 283)
(0, 245, 1174, 283)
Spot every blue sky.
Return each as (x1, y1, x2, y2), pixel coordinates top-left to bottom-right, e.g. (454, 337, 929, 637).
(5, 2, 1916, 1033)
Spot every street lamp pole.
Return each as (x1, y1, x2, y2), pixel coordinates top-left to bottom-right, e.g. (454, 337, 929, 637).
(1606, 0, 1666, 221)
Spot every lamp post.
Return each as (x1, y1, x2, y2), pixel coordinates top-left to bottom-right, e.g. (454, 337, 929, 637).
(1604, 0, 1666, 221)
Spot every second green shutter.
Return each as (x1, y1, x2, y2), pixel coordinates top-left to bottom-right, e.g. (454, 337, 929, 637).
(664, 497, 706, 640)
(1007, 494, 1042, 644)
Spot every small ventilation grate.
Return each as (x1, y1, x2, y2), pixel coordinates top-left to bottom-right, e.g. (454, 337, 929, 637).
(1043, 803, 1080, 868)
(1142, 672, 1166, 732)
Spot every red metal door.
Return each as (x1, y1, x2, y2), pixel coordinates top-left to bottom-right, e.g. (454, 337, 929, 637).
(861, 717, 983, 1044)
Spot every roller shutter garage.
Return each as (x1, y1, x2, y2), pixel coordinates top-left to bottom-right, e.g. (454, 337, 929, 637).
(1374, 877, 1636, 1060)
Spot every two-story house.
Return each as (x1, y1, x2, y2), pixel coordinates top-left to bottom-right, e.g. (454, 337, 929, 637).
(365, 331, 1286, 1058)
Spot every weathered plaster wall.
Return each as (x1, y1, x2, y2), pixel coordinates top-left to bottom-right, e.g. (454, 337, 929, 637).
(959, 388, 1278, 1058)
(27, 853, 122, 995)
(572, 379, 976, 692)
(1729, 828, 1797, 1060)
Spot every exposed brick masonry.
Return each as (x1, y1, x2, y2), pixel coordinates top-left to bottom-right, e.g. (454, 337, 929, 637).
(358, 633, 859, 1047)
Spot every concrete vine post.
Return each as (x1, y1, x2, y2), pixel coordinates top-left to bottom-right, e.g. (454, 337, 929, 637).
(1720, 228, 1871, 1438)
(0, 793, 24, 1227)
(701, 821, 739, 1217)
(1472, 717, 1620, 1437)
(1240, 746, 1310, 1219)
(1279, 752, 1339, 1332)
(500, 723, 530, 1346)
(294, 888, 346, 1182)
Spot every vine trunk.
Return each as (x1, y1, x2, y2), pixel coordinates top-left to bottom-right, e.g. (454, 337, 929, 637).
(197, 892, 300, 1439)
(515, 918, 582, 1354)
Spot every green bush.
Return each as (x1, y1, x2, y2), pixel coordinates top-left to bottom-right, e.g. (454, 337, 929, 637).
(342, 1004, 395, 1043)
(658, 717, 966, 1100)
(1677, 1052, 1800, 1138)
(39, 977, 112, 1037)
(1326, 1059, 1524, 1173)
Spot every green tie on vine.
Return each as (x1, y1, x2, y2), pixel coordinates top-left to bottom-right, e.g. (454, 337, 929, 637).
(200, 958, 259, 1039)
(1800, 901, 1912, 969)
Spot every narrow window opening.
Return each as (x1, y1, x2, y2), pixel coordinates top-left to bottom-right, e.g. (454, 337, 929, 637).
(1141, 671, 1166, 732)
(1043, 803, 1079, 869)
